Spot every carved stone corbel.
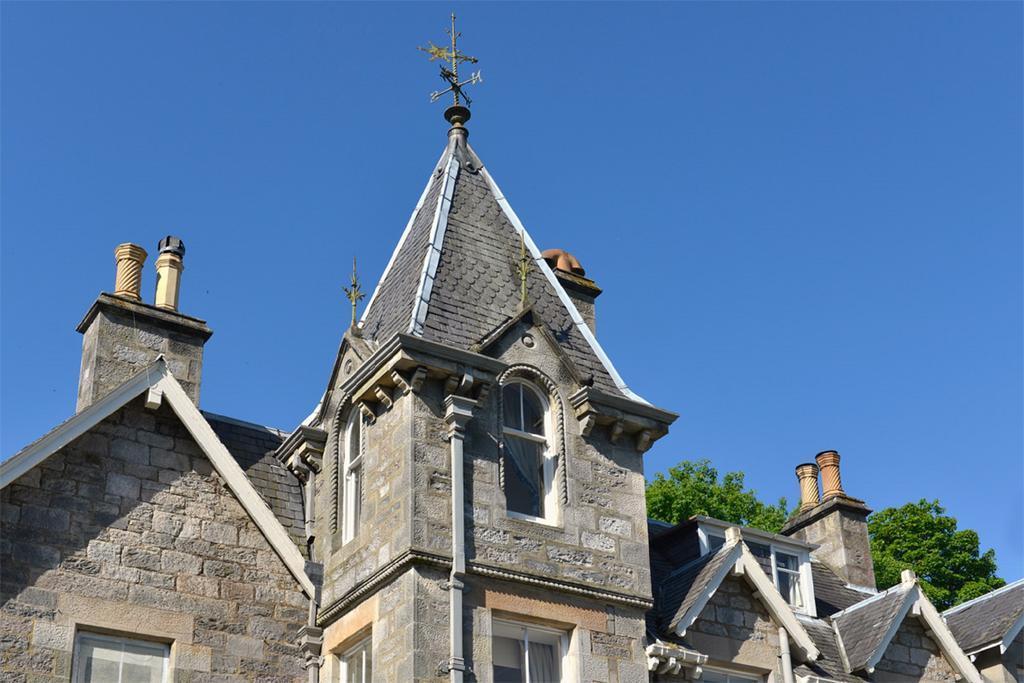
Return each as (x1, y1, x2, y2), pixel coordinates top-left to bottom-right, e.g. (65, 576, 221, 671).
(390, 370, 412, 396)
(636, 429, 654, 453)
(609, 421, 624, 444)
(358, 401, 376, 424)
(374, 386, 393, 411)
(410, 366, 428, 393)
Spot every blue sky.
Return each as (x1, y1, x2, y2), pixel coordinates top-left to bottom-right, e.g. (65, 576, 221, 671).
(2, 2, 1021, 577)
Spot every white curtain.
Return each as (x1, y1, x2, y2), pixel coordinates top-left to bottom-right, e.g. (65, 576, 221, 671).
(527, 642, 558, 683)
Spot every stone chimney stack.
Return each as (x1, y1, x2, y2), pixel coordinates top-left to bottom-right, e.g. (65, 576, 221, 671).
(76, 237, 212, 411)
(542, 249, 602, 333)
(781, 451, 876, 589)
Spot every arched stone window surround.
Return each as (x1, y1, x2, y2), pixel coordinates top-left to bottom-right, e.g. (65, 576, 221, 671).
(496, 365, 569, 510)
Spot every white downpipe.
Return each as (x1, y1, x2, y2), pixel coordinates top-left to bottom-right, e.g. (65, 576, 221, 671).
(779, 626, 795, 683)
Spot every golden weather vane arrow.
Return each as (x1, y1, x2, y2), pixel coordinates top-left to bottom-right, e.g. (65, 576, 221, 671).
(343, 257, 365, 327)
(419, 12, 483, 107)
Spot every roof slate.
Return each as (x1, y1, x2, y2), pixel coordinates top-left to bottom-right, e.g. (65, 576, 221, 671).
(943, 580, 1024, 653)
(658, 546, 733, 634)
(795, 617, 863, 682)
(357, 140, 627, 398)
(812, 560, 877, 617)
(832, 583, 913, 673)
(204, 413, 307, 555)
(360, 168, 445, 343)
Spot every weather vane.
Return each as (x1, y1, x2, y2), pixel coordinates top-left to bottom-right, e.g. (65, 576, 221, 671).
(343, 257, 365, 327)
(419, 13, 483, 107)
(516, 232, 532, 309)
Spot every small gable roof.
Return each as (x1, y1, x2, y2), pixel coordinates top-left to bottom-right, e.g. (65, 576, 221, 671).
(943, 579, 1024, 654)
(1, 359, 316, 599)
(831, 578, 981, 682)
(656, 536, 821, 663)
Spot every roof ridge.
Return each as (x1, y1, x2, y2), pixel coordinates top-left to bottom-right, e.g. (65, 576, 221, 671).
(942, 578, 1024, 615)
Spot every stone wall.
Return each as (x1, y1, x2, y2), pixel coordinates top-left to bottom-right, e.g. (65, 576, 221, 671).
(461, 320, 653, 601)
(686, 576, 782, 679)
(317, 386, 414, 609)
(0, 398, 307, 682)
(874, 617, 957, 682)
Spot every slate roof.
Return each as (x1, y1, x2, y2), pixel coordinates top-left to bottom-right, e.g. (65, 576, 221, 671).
(204, 412, 307, 555)
(795, 617, 862, 682)
(831, 583, 914, 673)
(357, 134, 641, 401)
(943, 579, 1024, 653)
(811, 560, 877, 617)
(658, 546, 733, 633)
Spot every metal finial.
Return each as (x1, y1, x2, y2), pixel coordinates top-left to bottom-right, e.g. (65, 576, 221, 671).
(419, 12, 483, 107)
(343, 257, 365, 327)
(516, 232, 532, 309)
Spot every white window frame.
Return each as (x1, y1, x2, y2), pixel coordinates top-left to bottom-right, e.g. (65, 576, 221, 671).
(492, 619, 570, 683)
(338, 635, 372, 683)
(501, 380, 559, 526)
(700, 529, 816, 616)
(341, 411, 364, 544)
(700, 664, 764, 682)
(72, 631, 170, 683)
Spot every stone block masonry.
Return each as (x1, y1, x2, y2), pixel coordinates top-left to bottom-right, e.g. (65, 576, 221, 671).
(0, 397, 307, 681)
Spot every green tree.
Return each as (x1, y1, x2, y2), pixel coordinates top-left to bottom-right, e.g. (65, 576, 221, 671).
(868, 499, 1004, 610)
(646, 459, 790, 533)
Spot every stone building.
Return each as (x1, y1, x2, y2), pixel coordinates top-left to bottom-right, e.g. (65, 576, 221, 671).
(2, 103, 1019, 683)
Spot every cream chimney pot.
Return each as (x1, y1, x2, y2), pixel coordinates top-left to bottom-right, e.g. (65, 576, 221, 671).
(154, 236, 185, 311)
(816, 450, 846, 499)
(795, 463, 821, 511)
(113, 243, 147, 301)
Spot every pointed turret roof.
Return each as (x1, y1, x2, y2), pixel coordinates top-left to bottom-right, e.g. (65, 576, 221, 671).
(359, 109, 646, 403)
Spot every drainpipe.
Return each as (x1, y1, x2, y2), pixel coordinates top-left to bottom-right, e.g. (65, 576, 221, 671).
(443, 393, 478, 683)
(779, 626, 795, 683)
(298, 561, 324, 683)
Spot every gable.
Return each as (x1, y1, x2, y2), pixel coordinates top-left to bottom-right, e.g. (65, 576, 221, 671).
(0, 397, 310, 679)
(691, 575, 775, 643)
(874, 617, 957, 682)
(1, 360, 315, 598)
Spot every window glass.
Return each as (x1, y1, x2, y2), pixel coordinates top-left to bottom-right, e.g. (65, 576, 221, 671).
(776, 551, 803, 608)
(342, 413, 364, 543)
(502, 381, 553, 521)
(341, 637, 372, 683)
(707, 534, 725, 552)
(702, 668, 762, 682)
(74, 633, 167, 683)
(504, 437, 544, 518)
(492, 621, 563, 683)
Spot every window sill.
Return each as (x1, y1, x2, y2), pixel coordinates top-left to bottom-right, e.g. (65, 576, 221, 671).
(507, 510, 561, 528)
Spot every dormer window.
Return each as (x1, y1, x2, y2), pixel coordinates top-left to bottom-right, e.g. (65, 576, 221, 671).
(501, 381, 557, 523)
(704, 526, 813, 614)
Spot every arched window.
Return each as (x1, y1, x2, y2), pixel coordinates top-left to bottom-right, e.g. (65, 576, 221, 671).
(341, 411, 364, 543)
(502, 381, 557, 522)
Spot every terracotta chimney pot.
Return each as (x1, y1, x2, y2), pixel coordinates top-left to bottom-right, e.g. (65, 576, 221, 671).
(816, 450, 845, 499)
(795, 463, 820, 511)
(113, 243, 147, 301)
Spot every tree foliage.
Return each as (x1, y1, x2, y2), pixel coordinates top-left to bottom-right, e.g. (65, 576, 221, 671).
(645, 459, 790, 533)
(868, 499, 1004, 610)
